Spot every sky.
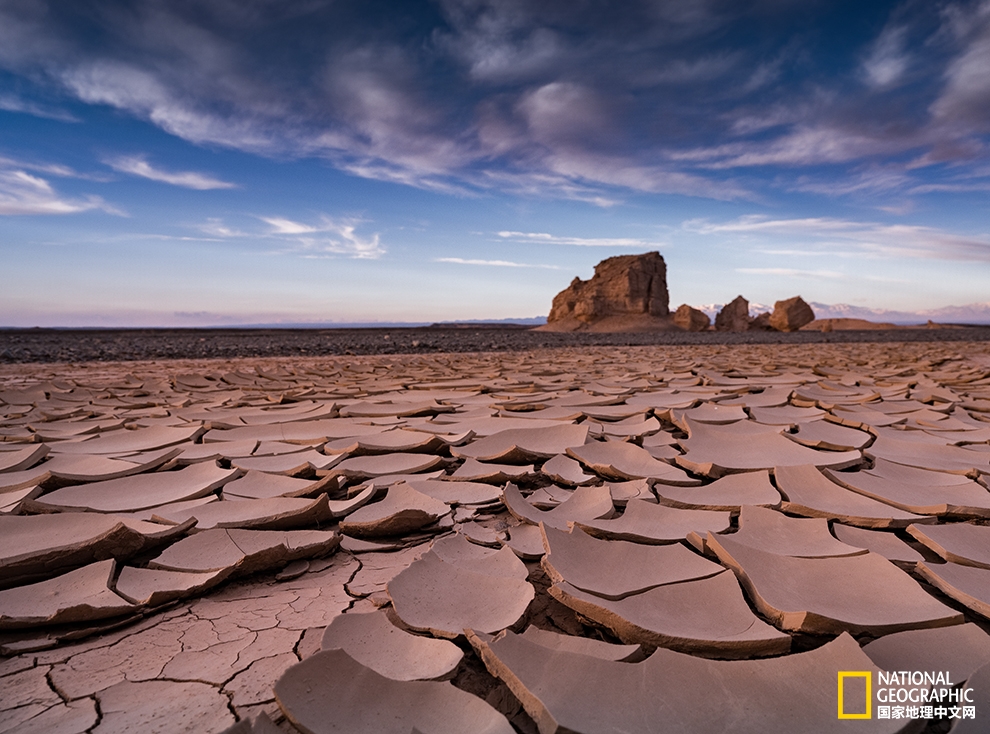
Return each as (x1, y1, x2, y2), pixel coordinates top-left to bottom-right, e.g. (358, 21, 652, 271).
(1, 0, 989, 327)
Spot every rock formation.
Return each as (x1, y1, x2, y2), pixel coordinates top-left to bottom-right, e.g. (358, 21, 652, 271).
(714, 296, 750, 332)
(540, 254, 814, 334)
(673, 304, 710, 332)
(770, 296, 815, 332)
(748, 312, 772, 331)
(540, 252, 671, 332)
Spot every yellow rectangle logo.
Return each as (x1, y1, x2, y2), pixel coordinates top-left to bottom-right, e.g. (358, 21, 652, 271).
(838, 671, 872, 719)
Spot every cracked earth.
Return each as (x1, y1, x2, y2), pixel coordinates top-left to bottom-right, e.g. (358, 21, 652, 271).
(2, 342, 990, 733)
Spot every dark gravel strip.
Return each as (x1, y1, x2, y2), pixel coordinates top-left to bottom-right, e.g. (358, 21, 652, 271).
(2, 326, 990, 364)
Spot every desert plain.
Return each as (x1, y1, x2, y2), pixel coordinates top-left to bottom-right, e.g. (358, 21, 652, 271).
(2, 335, 990, 733)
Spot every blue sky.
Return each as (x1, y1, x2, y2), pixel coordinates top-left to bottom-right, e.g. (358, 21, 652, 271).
(1, 0, 989, 327)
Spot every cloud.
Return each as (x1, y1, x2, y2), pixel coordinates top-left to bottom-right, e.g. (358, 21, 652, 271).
(639, 53, 741, 85)
(198, 218, 248, 238)
(128, 233, 224, 243)
(518, 82, 614, 147)
(687, 215, 990, 263)
(539, 149, 753, 200)
(736, 267, 844, 279)
(755, 248, 870, 259)
(0, 94, 78, 122)
(459, 29, 564, 84)
(685, 216, 863, 235)
(790, 167, 915, 196)
(862, 25, 910, 87)
(106, 155, 236, 190)
(669, 125, 915, 169)
(908, 181, 990, 194)
(191, 214, 385, 258)
(297, 220, 384, 259)
(472, 168, 623, 207)
(1, 0, 988, 205)
(0, 163, 119, 216)
(497, 231, 664, 247)
(930, 2, 990, 129)
(435, 257, 561, 269)
(0, 155, 119, 186)
(261, 217, 319, 235)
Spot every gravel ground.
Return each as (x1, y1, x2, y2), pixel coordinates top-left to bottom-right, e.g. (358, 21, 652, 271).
(2, 325, 990, 363)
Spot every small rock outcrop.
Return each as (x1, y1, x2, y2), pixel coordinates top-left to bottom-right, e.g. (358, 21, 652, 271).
(748, 312, 772, 331)
(770, 296, 815, 332)
(673, 304, 710, 332)
(714, 296, 750, 332)
(541, 252, 671, 332)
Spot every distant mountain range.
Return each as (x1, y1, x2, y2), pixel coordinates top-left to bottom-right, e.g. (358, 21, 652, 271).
(165, 306, 990, 328)
(10, 306, 987, 330)
(432, 317, 549, 326)
(195, 316, 551, 329)
(697, 302, 990, 326)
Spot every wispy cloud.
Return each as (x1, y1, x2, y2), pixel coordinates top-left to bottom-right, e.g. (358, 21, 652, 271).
(685, 216, 862, 235)
(0, 95, 79, 122)
(260, 217, 319, 235)
(755, 248, 870, 259)
(60, 61, 277, 153)
(736, 268, 844, 279)
(198, 215, 385, 259)
(265, 216, 386, 259)
(862, 25, 910, 87)
(687, 215, 990, 263)
(198, 218, 248, 238)
(790, 167, 915, 197)
(929, 3, 990, 127)
(669, 125, 912, 169)
(0, 155, 110, 182)
(2, 0, 989, 205)
(435, 257, 561, 269)
(497, 231, 664, 248)
(292, 220, 384, 260)
(0, 165, 120, 216)
(106, 156, 236, 190)
(129, 233, 225, 242)
(908, 181, 990, 194)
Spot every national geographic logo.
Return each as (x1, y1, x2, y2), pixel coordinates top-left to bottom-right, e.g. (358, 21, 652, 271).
(838, 672, 871, 719)
(838, 671, 977, 722)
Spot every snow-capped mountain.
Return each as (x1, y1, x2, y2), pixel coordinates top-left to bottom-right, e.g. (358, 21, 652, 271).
(807, 302, 990, 325)
(697, 303, 772, 320)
